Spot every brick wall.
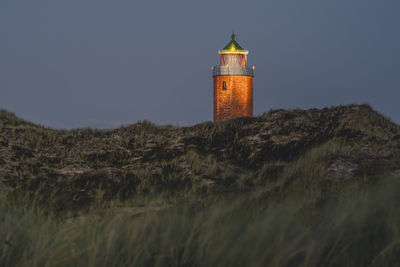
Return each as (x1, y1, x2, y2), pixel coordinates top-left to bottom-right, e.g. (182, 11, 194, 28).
(213, 76, 253, 121)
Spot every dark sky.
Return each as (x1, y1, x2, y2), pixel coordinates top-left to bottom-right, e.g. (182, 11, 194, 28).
(1, 0, 399, 129)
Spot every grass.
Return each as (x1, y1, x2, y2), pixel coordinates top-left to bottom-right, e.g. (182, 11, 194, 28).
(1, 173, 400, 267)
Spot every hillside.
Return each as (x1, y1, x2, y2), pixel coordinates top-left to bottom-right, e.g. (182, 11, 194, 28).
(1, 104, 400, 209)
(3, 104, 400, 266)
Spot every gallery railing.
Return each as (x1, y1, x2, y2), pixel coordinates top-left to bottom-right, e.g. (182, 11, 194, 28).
(212, 65, 254, 77)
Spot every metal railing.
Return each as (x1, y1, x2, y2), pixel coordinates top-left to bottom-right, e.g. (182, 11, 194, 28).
(212, 65, 254, 77)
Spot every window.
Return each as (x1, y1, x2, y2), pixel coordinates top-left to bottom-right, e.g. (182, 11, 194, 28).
(222, 81, 227, 90)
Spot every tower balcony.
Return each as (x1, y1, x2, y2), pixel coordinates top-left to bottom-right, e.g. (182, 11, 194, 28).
(212, 65, 254, 77)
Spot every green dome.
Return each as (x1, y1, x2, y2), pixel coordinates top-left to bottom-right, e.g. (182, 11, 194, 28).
(222, 34, 245, 51)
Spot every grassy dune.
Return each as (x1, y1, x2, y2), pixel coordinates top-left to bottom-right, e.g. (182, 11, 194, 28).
(1, 105, 400, 266)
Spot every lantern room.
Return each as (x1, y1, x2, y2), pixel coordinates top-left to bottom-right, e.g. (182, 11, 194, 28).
(218, 34, 249, 66)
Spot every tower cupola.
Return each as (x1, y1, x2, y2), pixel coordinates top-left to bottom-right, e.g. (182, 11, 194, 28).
(222, 34, 246, 52)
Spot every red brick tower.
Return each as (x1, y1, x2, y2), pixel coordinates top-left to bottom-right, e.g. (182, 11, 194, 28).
(212, 34, 254, 121)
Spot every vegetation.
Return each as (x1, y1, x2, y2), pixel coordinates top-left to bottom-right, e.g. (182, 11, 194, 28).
(1, 104, 400, 266)
(2, 172, 400, 267)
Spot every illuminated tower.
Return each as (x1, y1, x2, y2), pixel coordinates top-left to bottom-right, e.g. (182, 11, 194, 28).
(212, 34, 254, 121)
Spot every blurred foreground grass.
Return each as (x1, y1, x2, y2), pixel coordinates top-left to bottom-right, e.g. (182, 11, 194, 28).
(1, 173, 400, 267)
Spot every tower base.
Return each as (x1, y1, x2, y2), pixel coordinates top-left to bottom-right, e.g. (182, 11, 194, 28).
(213, 75, 253, 121)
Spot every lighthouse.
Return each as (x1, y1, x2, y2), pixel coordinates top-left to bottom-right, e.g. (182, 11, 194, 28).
(212, 34, 254, 121)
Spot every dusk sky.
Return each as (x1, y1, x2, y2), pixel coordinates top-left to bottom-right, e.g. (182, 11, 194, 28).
(1, 0, 399, 129)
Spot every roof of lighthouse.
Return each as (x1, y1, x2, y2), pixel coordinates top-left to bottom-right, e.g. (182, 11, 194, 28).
(219, 34, 248, 55)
